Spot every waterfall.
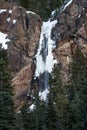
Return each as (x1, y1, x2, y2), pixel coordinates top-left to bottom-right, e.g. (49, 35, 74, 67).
(34, 0, 73, 100)
(35, 19, 57, 100)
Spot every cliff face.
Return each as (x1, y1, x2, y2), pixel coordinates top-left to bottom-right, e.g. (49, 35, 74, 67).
(0, 0, 87, 110)
(0, 4, 42, 110)
(9, 8, 42, 110)
(52, 0, 87, 84)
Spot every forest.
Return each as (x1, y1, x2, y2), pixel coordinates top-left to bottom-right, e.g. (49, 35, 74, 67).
(0, 42, 87, 130)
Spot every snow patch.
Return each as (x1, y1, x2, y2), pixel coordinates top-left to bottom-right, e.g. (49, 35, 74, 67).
(9, 10, 12, 14)
(17, 111, 21, 114)
(0, 9, 7, 14)
(7, 17, 10, 22)
(63, 0, 73, 10)
(0, 32, 10, 49)
(39, 89, 49, 101)
(30, 104, 35, 111)
(26, 11, 35, 14)
(51, 10, 56, 16)
(78, 14, 81, 18)
(13, 19, 17, 24)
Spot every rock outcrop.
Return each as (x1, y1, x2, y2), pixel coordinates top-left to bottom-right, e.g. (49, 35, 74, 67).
(52, 0, 87, 84)
(0, 0, 87, 110)
(0, 4, 42, 110)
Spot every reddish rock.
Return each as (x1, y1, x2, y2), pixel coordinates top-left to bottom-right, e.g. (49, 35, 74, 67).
(52, 0, 87, 84)
(0, 4, 42, 110)
(12, 63, 36, 111)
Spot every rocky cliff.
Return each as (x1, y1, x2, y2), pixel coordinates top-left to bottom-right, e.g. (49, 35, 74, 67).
(0, 0, 87, 111)
(52, 0, 87, 84)
(0, 3, 42, 110)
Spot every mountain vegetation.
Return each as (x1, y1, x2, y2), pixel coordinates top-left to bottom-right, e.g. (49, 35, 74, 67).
(0, 45, 17, 130)
(18, 0, 64, 20)
(15, 46, 87, 130)
(0, 0, 87, 130)
(66, 47, 87, 129)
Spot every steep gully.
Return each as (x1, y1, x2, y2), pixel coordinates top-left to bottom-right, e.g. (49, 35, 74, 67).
(34, 0, 73, 101)
(35, 20, 57, 100)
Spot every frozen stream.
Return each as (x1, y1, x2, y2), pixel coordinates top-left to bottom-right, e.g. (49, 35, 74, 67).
(35, 20, 57, 100)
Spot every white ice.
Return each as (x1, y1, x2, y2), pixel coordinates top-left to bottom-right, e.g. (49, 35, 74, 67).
(7, 17, 10, 22)
(9, 10, 12, 14)
(39, 89, 49, 101)
(35, 55, 45, 76)
(29, 104, 35, 111)
(51, 10, 56, 16)
(35, 19, 57, 77)
(0, 32, 10, 49)
(63, 0, 73, 10)
(26, 11, 35, 14)
(13, 19, 17, 24)
(0, 9, 7, 14)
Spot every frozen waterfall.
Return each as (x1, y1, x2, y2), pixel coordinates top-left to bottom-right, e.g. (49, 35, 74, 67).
(35, 19, 57, 100)
(34, 0, 74, 101)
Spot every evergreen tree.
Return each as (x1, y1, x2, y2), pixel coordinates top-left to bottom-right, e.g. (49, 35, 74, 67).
(67, 47, 87, 130)
(46, 90, 58, 130)
(49, 65, 72, 130)
(21, 89, 47, 130)
(0, 45, 17, 130)
(19, 0, 64, 20)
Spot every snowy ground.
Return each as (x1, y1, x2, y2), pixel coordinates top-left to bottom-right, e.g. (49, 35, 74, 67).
(0, 32, 10, 49)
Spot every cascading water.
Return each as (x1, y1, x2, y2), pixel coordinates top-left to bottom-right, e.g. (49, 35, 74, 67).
(34, 0, 73, 101)
(35, 20, 57, 100)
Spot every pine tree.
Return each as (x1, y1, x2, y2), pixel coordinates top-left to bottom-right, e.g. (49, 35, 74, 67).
(0, 45, 17, 130)
(21, 89, 47, 130)
(46, 90, 58, 130)
(19, 0, 65, 20)
(67, 47, 87, 130)
(49, 65, 72, 130)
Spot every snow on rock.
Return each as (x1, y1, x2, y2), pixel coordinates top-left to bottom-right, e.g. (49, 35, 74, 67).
(0, 32, 10, 49)
(7, 17, 11, 22)
(63, 0, 73, 10)
(26, 11, 35, 14)
(13, 19, 17, 24)
(39, 88, 49, 101)
(78, 14, 81, 18)
(0, 9, 12, 14)
(17, 111, 21, 114)
(51, 10, 56, 17)
(9, 10, 12, 14)
(0, 9, 7, 14)
(29, 104, 35, 111)
(35, 19, 57, 77)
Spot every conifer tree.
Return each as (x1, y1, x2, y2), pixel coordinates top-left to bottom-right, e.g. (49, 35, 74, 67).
(19, 0, 65, 20)
(21, 89, 47, 130)
(67, 47, 87, 130)
(46, 90, 58, 130)
(0, 45, 17, 130)
(49, 65, 72, 130)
